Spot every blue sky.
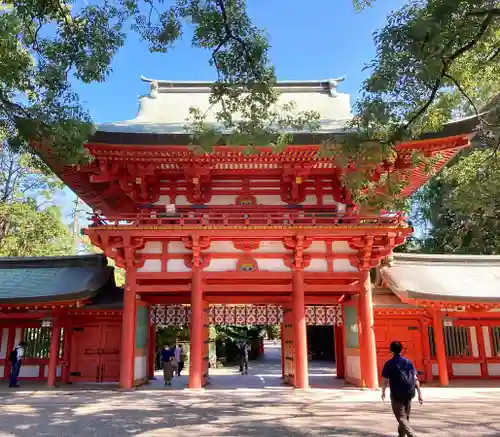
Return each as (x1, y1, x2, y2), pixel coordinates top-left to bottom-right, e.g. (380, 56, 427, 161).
(61, 0, 407, 219)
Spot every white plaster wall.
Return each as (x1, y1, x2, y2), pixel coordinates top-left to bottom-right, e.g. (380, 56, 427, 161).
(43, 365, 62, 378)
(345, 355, 361, 380)
(166, 259, 191, 272)
(20, 365, 40, 378)
(302, 195, 318, 205)
(483, 326, 492, 357)
(154, 195, 170, 205)
(333, 259, 358, 272)
(332, 241, 357, 253)
(15, 328, 22, 345)
(137, 241, 163, 254)
(206, 195, 238, 205)
(253, 241, 290, 253)
(134, 356, 147, 380)
(205, 259, 238, 272)
(168, 242, 191, 254)
(304, 241, 326, 253)
(470, 327, 479, 358)
(0, 328, 8, 359)
(432, 363, 439, 376)
(452, 363, 481, 376)
(175, 195, 190, 205)
(254, 195, 288, 205)
(256, 258, 290, 272)
(304, 259, 328, 272)
(488, 363, 500, 376)
(208, 241, 237, 253)
(137, 259, 162, 273)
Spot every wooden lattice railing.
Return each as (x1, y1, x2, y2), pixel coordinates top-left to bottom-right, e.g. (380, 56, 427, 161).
(86, 211, 407, 229)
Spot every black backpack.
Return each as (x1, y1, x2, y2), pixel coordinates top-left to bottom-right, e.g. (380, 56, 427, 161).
(396, 362, 417, 399)
(8, 348, 17, 364)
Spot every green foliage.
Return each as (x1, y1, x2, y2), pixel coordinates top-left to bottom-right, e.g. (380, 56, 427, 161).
(4, 0, 499, 211)
(345, 0, 500, 209)
(0, 146, 73, 256)
(414, 146, 500, 254)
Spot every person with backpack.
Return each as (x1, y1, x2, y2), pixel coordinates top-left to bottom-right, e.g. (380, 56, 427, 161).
(9, 341, 26, 388)
(381, 341, 423, 437)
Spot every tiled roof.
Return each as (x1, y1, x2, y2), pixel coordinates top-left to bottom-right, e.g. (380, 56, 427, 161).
(381, 253, 500, 303)
(0, 254, 114, 304)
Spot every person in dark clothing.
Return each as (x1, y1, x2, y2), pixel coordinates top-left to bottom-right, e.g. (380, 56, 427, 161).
(381, 341, 423, 437)
(238, 341, 250, 375)
(161, 346, 176, 387)
(9, 341, 26, 388)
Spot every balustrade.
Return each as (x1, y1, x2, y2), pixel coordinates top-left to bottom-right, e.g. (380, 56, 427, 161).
(87, 210, 405, 229)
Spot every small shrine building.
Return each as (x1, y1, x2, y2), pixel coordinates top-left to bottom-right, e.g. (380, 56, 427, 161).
(1, 77, 498, 390)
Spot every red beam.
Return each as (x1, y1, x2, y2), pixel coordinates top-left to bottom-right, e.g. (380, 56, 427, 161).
(0, 311, 52, 319)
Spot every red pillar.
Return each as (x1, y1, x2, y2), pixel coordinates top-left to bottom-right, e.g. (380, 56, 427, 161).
(334, 324, 345, 379)
(292, 268, 308, 389)
(120, 273, 137, 389)
(47, 323, 61, 388)
(148, 322, 156, 380)
(3, 327, 15, 380)
(432, 311, 449, 386)
(359, 270, 378, 389)
(61, 325, 73, 384)
(189, 268, 204, 389)
(280, 323, 285, 380)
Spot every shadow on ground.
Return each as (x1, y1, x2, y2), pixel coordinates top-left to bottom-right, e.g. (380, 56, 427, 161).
(0, 388, 499, 436)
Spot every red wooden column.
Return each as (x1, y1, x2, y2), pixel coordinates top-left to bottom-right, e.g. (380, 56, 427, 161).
(334, 324, 345, 379)
(292, 268, 308, 389)
(120, 264, 137, 389)
(359, 269, 378, 389)
(47, 320, 61, 388)
(61, 324, 73, 384)
(280, 323, 285, 380)
(189, 267, 204, 389)
(432, 310, 449, 386)
(148, 322, 156, 380)
(3, 327, 15, 380)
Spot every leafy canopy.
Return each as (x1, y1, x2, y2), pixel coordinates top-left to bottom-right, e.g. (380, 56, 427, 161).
(1, 0, 499, 209)
(0, 146, 73, 256)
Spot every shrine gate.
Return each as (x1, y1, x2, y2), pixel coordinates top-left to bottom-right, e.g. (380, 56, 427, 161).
(32, 77, 480, 390)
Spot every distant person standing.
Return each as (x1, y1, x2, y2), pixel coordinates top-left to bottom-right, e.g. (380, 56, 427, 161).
(9, 341, 26, 388)
(381, 341, 423, 437)
(174, 344, 185, 377)
(238, 340, 251, 375)
(162, 345, 175, 387)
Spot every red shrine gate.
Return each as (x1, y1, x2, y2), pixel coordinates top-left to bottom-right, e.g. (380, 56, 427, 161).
(35, 78, 475, 390)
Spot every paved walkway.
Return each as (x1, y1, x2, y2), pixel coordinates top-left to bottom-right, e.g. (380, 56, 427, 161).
(1, 342, 500, 435)
(149, 341, 344, 390)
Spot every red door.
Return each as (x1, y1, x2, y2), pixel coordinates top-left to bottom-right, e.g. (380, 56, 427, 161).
(70, 325, 102, 382)
(375, 319, 424, 379)
(100, 323, 121, 382)
(69, 323, 122, 383)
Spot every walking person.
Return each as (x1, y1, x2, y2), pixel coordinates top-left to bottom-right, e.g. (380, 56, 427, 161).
(381, 341, 423, 437)
(238, 340, 250, 375)
(174, 343, 185, 377)
(162, 345, 175, 388)
(9, 341, 26, 388)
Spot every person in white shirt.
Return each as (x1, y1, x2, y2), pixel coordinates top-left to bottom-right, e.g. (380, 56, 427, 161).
(9, 341, 26, 388)
(174, 344, 185, 377)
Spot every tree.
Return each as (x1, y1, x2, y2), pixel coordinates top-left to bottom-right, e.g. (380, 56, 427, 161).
(0, 146, 73, 256)
(3, 0, 499, 209)
(412, 145, 500, 254)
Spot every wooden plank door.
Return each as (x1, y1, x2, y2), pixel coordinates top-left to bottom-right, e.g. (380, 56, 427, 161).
(69, 325, 102, 382)
(100, 323, 121, 382)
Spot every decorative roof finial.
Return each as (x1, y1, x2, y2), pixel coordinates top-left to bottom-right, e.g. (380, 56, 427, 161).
(328, 76, 346, 97)
(150, 80, 159, 99)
